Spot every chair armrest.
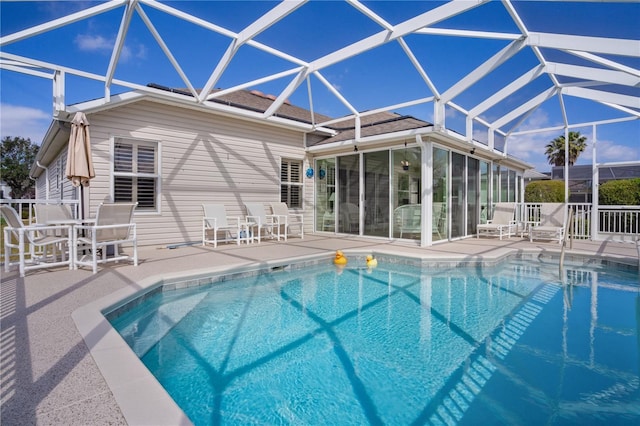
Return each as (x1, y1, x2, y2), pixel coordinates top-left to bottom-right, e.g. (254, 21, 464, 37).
(226, 216, 242, 227)
(267, 214, 287, 225)
(202, 216, 218, 228)
(246, 215, 261, 226)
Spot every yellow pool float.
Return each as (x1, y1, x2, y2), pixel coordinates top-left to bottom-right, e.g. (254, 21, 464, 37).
(366, 254, 378, 268)
(334, 250, 348, 266)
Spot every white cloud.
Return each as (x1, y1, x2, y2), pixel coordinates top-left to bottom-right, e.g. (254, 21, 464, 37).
(579, 139, 639, 164)
(74, 34, 147, 62)
(0, 104, 51, 144)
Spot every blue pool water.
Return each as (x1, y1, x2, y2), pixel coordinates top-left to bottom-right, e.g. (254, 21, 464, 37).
(110, 258, 640, 425)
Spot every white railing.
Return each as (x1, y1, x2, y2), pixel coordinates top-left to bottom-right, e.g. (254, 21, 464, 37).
(520, 203, 640, 241)
(598, 206, 640, 238)
(0, 199, 80, 224)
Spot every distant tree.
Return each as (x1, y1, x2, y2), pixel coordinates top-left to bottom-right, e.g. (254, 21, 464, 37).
(0, 136, 39, 199)
(524, 180, 566, 203)
(545, 131, 587, 166)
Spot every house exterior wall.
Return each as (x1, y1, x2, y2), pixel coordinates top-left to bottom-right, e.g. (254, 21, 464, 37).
(40, 100, 312, 247)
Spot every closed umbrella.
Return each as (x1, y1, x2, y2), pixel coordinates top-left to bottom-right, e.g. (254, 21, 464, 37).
(65, 112, 95, 220)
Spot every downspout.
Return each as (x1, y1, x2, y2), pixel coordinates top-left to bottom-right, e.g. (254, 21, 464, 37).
(34, 161, 50, 200)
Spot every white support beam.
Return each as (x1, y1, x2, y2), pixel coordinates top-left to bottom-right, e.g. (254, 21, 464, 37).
(310, 1, 487, 73)
(492, 87, 557, 130)
(558, 92, 569, 128)
(416, 27, 521, 41)
(265, 1, 486, 118)
(397, 38, 440, 98)
(136, 4, 197, 98)
(0, 0, 127, 46)
(199, 39, 240, 103)
(53, 70, 65, 116)
(563, 86, 640, 109)
(527, 32, 640, 57)
(511, 116, 637, 136)
(105, 1, 138, 91)
(441, 37, 526, 103)
(347, 0, 393, 30)
(546, 62, 640, 87)
(236, 1, 306, 45)
(0, 63, 53, 79)
(469, 65, 545, 117)
(565, 50, 640, 78)
(262, 68, 311, 117)
(313, 71, 358, 115)
(601, 102, 640, 118)
(207, 67, 304, 100)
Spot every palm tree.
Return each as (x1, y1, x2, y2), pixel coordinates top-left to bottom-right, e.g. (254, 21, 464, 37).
(545, 131, 587, 166)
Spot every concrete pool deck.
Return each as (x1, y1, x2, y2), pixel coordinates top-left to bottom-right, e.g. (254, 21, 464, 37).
(1, 234, 638, 425)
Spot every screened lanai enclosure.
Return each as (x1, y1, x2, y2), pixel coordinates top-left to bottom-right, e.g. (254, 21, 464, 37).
(314, 143, 520, 244)
(1, 1, 638, 247)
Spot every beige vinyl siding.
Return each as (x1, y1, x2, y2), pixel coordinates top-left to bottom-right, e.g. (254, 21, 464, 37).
(85, 100, 310, 246)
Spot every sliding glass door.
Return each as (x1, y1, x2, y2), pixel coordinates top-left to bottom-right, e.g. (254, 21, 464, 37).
(337, 155, 360, 234)
(364, 151, 389, 237)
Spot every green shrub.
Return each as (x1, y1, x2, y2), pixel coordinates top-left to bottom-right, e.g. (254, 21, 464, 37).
(598, 178, 640, 205)
(525, 180, 566, 202)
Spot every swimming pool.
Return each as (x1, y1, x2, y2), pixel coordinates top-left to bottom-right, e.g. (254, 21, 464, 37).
(109, 257, 640, 425)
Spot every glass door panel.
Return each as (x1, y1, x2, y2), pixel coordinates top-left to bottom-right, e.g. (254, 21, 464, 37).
(467, 157, 479, 235)
(315, 158, 336, 232)
(337, 155, 360, 234)
(451, 152, 465, 239)
(364, 151, 389, 237)
(393, 147, 421, 240)
(432, 147, 449, 241)
(480, 161, 489, 224)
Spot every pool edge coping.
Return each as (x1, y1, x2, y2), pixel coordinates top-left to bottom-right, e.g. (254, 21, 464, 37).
(72, 247, 638, 425)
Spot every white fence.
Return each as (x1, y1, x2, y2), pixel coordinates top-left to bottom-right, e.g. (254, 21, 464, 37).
(0, 199, 80, 224)
(520, 203, 639, 241)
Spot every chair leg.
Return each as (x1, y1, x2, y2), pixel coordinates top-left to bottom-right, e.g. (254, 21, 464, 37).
(18, 230, 26, 277)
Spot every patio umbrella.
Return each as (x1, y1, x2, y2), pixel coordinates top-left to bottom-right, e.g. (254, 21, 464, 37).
(65, 112, 95, 220)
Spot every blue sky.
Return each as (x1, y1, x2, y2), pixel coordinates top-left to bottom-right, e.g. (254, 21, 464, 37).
(1, 1, 638, 172)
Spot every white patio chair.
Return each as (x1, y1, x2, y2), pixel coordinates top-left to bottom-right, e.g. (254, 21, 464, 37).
(74, 203, 138, 274)
(34, 203, 74, 237)
(244, 202, 282, 243)
(432, 202, 445, 239)
(1, 205, 72, 277)
(269, 202, 304, 240)
(202, 204, 243, 247)
(476, 202, 517, 240)
(394, 204, 421, 238)
(529, 203, 566, 245)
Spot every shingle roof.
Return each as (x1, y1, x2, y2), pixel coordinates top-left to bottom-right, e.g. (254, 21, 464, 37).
(312, 111, 432, 145)
(148, 83, 334, 126)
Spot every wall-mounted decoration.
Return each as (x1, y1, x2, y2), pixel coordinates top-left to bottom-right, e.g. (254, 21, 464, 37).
(306, 167, 314, 178)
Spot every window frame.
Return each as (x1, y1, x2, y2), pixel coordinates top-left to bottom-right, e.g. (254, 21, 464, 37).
(280, 158, 303, 208)
(111, 137, 161, 214)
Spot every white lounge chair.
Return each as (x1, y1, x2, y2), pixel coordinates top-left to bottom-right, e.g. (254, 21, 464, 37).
(269, 202, 304, 240)
(394, 204, 421, 238)
(202, 204, 243, 247)
(245, 202, 282, 243)
(529, 203, 566, 245)
(476, 202, 517, 240)
(74, 202, 138, 274)
(1, 205, 72, 277)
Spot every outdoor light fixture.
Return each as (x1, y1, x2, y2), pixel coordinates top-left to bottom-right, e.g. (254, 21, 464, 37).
(470, 148, 475, 155)
(354, 145, 358, 152)
(401, 141, 410, 171)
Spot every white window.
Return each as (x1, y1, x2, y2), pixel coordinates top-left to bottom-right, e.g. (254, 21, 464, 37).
(113, 138, 159, 211)
(280, 159, 302, 208)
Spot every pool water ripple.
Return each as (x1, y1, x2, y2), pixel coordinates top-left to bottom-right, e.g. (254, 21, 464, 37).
(110, 259, 640, 425)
